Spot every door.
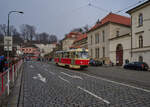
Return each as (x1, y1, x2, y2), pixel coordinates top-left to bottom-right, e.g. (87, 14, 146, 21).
(116, 44, 123, 66)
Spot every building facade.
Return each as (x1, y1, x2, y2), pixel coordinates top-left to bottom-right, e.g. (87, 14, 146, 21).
(87, 13, 131, 65)
(20, 46, 40, 60)
(127, 0, 150, 66)
(70, 33, 87, 49)
(62, 32, 81, 51)
(35, 43, 56, 57)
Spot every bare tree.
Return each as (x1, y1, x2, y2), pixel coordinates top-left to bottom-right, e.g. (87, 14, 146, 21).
(20, 24, 36, 42)
(49, 34, 58, 43)
(83, 24, 89, 32)
(71, 28, 83, 33)
(0, 24, 7, 36)
(38, 32, 49, 44)
(70, 24, 89, 33)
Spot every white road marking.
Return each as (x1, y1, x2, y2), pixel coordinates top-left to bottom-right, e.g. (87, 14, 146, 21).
(44, 68, 55, 75)
(30, 65, 34, 68)
(32, 74, 46, 83)
(78, 86, 110, 104)
(72, 75, 83, 80)
(61, 72, 83, 80)
(78, 72, 150, 93)
(61, 72, 72, 77)
(58, 76, 70, 84)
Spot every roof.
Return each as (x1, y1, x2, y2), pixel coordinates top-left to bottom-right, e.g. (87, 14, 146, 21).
(127, 0, 150, 14)
(66, 32, 81, 38)
(88, 13, 131, 33)
(74, 33, 87, 43)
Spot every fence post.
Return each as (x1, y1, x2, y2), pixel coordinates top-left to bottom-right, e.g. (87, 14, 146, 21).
(7, 69, 10, 96)
(1, 75, 4, 92)
(15, 63, 17, 78)
(12, 65, 14, 83)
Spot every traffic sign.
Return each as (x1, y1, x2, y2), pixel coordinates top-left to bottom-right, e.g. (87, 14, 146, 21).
(4, 36, 13, 51)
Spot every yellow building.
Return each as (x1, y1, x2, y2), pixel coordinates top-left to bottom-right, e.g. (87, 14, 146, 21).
(127, 0, 150, 66)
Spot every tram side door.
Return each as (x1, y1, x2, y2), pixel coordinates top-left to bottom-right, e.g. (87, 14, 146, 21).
(71, 52, 76, 65)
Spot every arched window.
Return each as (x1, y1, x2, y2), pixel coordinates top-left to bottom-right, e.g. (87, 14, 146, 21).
(138, 13, 143, 26)
(139, 36, 143, 48)
(139, 56, 143, 62)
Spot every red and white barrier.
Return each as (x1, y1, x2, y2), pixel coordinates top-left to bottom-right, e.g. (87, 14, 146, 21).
(0, 60, 23, 96)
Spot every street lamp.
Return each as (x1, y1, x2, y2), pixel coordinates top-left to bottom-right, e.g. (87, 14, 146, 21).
(5, 10, 23, 95)
(7, 11, 24, 36)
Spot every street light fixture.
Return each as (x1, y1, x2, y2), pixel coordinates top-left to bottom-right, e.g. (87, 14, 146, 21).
(7, 11, 24, 36)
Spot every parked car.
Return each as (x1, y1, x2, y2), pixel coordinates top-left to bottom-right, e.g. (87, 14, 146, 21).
(124, 62, 149, 71)
(89, 59, 102, 66)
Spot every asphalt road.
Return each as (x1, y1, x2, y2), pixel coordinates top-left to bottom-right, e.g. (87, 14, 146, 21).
(19, 61, 150, 107)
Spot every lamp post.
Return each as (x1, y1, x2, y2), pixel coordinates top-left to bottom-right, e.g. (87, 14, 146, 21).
(6, 11, 23, 95)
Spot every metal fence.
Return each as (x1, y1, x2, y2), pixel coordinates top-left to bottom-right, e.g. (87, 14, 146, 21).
(0, 60, 23, 97)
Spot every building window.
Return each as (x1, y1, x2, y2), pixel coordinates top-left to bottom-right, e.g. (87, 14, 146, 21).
(95, 48, 99, 58)
(139, 56, 143, 62)
(139, 36, 143, 48)
(138, 13, 143, 26)
(102, 30, 105, 42)
(95, 33, 99, 44)
(103, 47, 105, 57)
(116, 31, 119, 37)
(97, 48, 99, 58)
(91, 49, 93, 57)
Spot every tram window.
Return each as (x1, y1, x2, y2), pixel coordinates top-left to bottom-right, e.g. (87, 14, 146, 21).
(77, 51, 88, 59)
(67, 52, 69, 58)
(71, 52, 76, 58)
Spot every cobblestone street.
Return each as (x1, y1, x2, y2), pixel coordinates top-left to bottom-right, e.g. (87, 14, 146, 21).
(20, 61, 150, 107)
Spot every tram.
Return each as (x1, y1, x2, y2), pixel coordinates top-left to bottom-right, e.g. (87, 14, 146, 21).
(54, 48, 89, 69)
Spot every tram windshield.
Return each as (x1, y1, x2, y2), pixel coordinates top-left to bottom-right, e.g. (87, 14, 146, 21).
(77, 51, 89, 59)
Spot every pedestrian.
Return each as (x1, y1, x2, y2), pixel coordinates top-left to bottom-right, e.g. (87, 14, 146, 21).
(0, 56, 5, 73)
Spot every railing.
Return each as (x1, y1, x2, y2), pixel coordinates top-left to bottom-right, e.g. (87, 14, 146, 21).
(0, 60, 23, 97)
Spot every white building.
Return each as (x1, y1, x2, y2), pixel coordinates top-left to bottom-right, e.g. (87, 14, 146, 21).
(127, 0, 150, 66)
(62, 32, 81, 51)
(35, 43, 56, 57)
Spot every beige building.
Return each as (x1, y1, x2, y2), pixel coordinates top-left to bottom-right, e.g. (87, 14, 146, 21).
(62, 32, 81, 51)
(35, 43, 56, 57)
(87, 13, 131, 65)
(127, 0, 150, 66)
(70, 33, 88, 49)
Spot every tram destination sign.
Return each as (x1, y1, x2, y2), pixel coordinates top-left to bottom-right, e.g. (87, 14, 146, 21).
(4, 36, 13, 51)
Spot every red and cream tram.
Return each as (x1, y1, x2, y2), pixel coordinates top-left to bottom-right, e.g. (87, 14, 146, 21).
(54, 48, 89, 69)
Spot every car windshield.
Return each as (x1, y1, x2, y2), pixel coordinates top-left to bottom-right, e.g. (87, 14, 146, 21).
(77, 51, 89, 59)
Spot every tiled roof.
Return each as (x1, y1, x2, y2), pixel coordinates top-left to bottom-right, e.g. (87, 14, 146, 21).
(88, 13, 131, 32)
(74, 33, 87, 43)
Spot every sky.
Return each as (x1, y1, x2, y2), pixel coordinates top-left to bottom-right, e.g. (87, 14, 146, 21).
(0, 0, 147, 39)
